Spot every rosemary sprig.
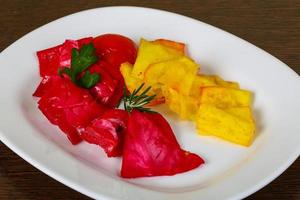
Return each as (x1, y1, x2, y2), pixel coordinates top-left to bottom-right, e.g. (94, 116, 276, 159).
(123, 83, 156, 113)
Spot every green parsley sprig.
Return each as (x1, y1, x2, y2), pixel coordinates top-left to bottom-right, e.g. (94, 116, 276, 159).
(58, 43, 100, 88)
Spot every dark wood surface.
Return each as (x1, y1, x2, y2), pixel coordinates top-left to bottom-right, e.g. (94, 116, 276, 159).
(0, 0, 299, 199)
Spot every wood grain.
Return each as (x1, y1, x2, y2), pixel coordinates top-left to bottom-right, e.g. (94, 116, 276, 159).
(0, 0, 299, 199)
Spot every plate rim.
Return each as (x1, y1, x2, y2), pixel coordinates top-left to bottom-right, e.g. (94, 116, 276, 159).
(0, 6, 299, 200)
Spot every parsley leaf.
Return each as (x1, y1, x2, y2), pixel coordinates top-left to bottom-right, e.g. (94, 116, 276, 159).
(59, 43, 100, 88)
(78, 71, 100, 88)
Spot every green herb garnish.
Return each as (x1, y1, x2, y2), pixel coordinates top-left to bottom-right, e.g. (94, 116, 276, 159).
(59, 43, 100, 88)
(123, 83, 157, 113)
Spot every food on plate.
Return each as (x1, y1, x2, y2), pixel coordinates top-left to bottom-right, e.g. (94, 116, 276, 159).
(195, 86, 255, 146)
(121, 37, 256, 146)
(131, 38, 183, 79)
(120, 62, 165, 106)
(121, 109, 204, 178)
(80, 109, 128, 157)
(195, 105, 255, 146)
(34, 34, 136, 145)
(190, 75, 239, 98)
(33, 34, 205, 178)
(58, 43, 99, 89)
(120, 62, 144, 95)
(37, 37, 93, 77)
(199, 87, 252, 108)
(92, 34, 137, 72)
(162, 87, 199, 120)
(153, 39, 185, 52)
(144, 56, 198, 95)
(91, 34, 137, 107)
(33, 33, 257, 178)
(120, 39, 195, 105)
(33, 75, 107, 144)
(121, 84, 204, 178)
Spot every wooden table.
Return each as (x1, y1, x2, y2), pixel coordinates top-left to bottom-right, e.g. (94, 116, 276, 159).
(0, 1, 299, 199)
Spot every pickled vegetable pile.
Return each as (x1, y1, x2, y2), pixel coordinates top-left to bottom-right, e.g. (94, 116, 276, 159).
(121, 38, 255, 146)
(33, 34, 256, 178)
(33, 34, 206, 178)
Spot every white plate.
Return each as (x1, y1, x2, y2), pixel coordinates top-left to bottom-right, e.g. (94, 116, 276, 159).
(0, 6, 299, 200)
